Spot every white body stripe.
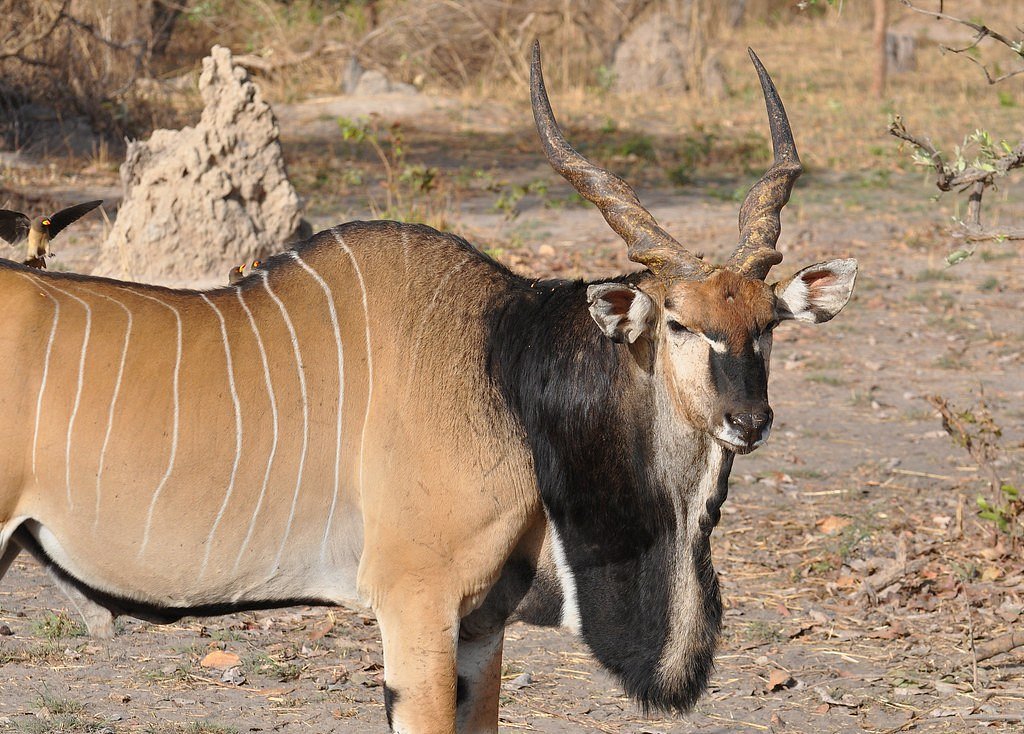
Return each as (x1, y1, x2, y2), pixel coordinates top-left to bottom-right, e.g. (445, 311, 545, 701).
(548, 524, 581, 634)
(406, 255, 472, 390)
(290, 252, 346, 563)
(331, 230, 373, 501)
(36, 281, 92, 511)
(400, 227, 411, 291)
(80, 287, 133, 530)
(16, 273, 59, 480)
(261, 272, 310, 570)
(233, 286, 280, 572)
(198, 294, 244, 577)
(131, 290, 182, 558)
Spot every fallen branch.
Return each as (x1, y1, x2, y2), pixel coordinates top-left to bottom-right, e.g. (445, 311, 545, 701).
(858, 536, 928, 603)
(975, 631, 1024, 663)
(233, 41, 349, 73)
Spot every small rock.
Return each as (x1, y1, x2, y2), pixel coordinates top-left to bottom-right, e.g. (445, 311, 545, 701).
(505, 672, 533, 690)
(354, 69, 392, 94)
(537, 244, 556, 258)
(221, 666, 246, 685)
(0, 624, 12, 635)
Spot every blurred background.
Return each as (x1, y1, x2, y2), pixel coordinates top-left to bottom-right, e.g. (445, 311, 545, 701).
(1, 1, 1021, 168)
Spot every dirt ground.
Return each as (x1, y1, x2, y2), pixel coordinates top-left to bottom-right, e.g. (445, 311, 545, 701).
(1, 73, 1023, 733)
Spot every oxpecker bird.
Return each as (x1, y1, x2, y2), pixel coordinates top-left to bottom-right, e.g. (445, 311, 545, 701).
(0, 201, 103, 265)
(228, 264, 246, 284)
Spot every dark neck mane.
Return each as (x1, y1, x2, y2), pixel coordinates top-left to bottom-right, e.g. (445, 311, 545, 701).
(486, 275, 732, 712)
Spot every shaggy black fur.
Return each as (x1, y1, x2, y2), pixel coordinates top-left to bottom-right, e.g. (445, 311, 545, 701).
(486, 275, 726, 712)
(383, 684, 399, 729)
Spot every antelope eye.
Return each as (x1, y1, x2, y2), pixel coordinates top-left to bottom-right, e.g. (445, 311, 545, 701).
(667, 319, 690, 335)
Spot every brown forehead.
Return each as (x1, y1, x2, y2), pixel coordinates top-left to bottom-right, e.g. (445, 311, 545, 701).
(664, 270, 775, 347)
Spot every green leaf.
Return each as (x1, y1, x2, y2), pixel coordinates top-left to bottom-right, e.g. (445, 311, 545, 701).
(946, 249, 972, 266)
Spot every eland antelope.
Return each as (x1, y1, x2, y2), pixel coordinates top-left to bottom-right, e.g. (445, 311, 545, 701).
(0, 46, 856, 733)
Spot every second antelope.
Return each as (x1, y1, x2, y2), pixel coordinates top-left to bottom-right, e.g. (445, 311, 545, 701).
(0, 46, 856, 732)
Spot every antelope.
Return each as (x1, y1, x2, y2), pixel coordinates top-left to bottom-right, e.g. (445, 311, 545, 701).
(0, 45, 856, 733)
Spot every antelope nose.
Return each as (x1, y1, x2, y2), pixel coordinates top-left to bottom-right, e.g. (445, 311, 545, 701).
(726, 411, 772, 445)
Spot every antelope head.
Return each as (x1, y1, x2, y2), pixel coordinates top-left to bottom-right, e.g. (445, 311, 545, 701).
(531, 44, 857, 454)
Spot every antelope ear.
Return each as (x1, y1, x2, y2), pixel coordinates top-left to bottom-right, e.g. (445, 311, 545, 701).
(773, 258, 858, 324)
(586, 283, 656, 343)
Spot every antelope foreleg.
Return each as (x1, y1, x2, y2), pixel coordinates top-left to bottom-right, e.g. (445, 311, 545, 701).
(376, 594, 460, 734)
(455, 626, 505, 734)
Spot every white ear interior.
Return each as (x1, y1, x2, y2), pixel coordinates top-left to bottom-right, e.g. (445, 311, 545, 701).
(775, 258, 857, 323)
(587, 283, 655, 343)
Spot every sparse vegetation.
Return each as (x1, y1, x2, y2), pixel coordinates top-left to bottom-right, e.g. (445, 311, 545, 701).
(15, 694, 93, 734)
(30, 612, 86, 641)
(889, 2, 1024, 262)
(337, 115, 450, 230)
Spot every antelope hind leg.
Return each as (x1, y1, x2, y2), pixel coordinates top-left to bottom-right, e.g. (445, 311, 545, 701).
(376, 593, 460, 734)
(43, 567, 117, 638)
(10, 525, 117, 638)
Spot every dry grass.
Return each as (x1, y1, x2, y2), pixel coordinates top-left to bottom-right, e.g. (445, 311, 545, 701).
(4, 1, 1024, 188)
(498, 2, 1024, 180)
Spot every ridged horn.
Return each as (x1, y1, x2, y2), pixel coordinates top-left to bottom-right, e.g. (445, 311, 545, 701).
(728, 49, 803, 280)
(530, 41, 711, 281)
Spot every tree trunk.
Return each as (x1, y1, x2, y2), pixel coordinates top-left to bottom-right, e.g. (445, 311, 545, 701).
(871, 0, 888, 97)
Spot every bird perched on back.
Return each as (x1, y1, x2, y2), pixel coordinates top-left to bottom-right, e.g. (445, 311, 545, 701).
(228, 264, 246, 284)
(0, 200, 103, 268)
(250, 259, 265, 272)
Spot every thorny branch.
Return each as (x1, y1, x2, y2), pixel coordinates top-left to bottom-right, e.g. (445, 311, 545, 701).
(889, 118, 1024, 192)
(926, 395, 1002, 493)
(889, 116, 1024, 234)
(898, 0, 1024, 84)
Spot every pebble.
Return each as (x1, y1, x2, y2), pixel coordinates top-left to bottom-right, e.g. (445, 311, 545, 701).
(505, 672, 533, 690)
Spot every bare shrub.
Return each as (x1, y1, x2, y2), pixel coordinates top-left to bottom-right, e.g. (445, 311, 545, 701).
(0, 0, 190, 147)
